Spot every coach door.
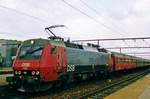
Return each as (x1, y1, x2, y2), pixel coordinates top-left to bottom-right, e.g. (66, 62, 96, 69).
(111, 54, 116, 71)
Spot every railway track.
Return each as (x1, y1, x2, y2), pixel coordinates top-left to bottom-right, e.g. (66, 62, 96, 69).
(75, 69, 150, 99)
(0, 85, 24, 99)
(0, 68, 149, 99)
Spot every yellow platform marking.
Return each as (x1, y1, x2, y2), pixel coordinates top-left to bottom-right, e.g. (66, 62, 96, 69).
(0, 74, 13, 86)
(104, 74, 150, 99)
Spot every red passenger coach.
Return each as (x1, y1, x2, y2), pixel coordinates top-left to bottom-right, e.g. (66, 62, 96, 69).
(111, 52, 137, 71)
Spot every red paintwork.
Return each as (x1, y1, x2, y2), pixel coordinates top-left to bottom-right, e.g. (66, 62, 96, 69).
(107, 54, 114, 72)
(115, 63, 136, 71)
(39, 44, 67, 81)
(13, 44, 67, 82)
(13, 60, 40, 70)
(111, 54, 137, 71)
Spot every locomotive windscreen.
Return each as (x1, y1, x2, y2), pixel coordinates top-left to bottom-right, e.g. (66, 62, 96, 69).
(17, 46, 43, 60)
(16, 39, 50, 60)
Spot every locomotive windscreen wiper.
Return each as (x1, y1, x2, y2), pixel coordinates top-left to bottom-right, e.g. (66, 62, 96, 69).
(18, 46, 43, 60)
(26, 47, 43, 55)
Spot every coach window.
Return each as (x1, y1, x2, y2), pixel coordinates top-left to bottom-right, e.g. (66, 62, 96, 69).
(122, 58, 124, 63)
(118, 58, 120, 63)
(127, 58, 129, 63)
(118, 57, 120, 63)
(124, 58, 126, 63)
(115, 57, 117, 62)
(116, 57, 118, 63)
(123, 58, 125, 63)
(130, 59, 132, 63)
(122, 57, 124, 63)
(120, 57, 122, 63)
(120, 58, 122, 63)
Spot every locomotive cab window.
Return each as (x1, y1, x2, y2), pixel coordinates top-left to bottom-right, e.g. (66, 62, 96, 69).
(17, 46, 43, 60)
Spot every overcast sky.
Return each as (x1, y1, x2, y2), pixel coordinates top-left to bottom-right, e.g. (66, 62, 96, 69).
(0, 0, 150, 59)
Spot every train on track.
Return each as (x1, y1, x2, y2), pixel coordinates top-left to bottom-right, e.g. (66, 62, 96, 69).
(6, 36, 150, 92)
(6, 25, 150, 92)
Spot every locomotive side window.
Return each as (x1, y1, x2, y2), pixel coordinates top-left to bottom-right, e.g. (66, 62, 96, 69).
(51, 47, 57, 55)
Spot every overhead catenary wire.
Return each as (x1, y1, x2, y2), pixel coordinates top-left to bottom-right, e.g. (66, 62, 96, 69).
(123, 40, 130, 47)
(73, 37, 150, 42)
(143, 39, 150, 47)
(79, 0, 100, 16)
(79, 0, 128, 35)
(0, 1, 125, 37)
(0, 5, 50, 37)
(79, 0, 131, 47)
(67, 0, 130, 48)
(61, 0, 125, 37)
(0, 5, 46, 22)
(0, 31, 36, 37)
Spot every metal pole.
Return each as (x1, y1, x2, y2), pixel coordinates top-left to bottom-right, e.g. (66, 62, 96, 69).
(120, 48, 121, 53)
(97, 40, 99, 47)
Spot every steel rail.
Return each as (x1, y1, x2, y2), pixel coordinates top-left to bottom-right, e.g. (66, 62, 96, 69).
(75, 68, 150, 99)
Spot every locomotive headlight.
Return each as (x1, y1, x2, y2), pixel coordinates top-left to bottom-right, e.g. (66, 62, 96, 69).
(36, 71, 40, 75)
(31, 71, 35, 75)
(23, 71, 27, 75)
(15, 71, 18, 75)
(18, 71, 21, 75)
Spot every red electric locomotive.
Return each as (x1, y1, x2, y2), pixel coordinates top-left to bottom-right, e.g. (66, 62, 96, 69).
(6, 37, 68, 92)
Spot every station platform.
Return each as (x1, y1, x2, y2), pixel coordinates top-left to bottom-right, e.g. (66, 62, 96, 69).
(104, 74, 150, 99)
(0, 74, 13, 86)
(0, 67, 12, 75)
